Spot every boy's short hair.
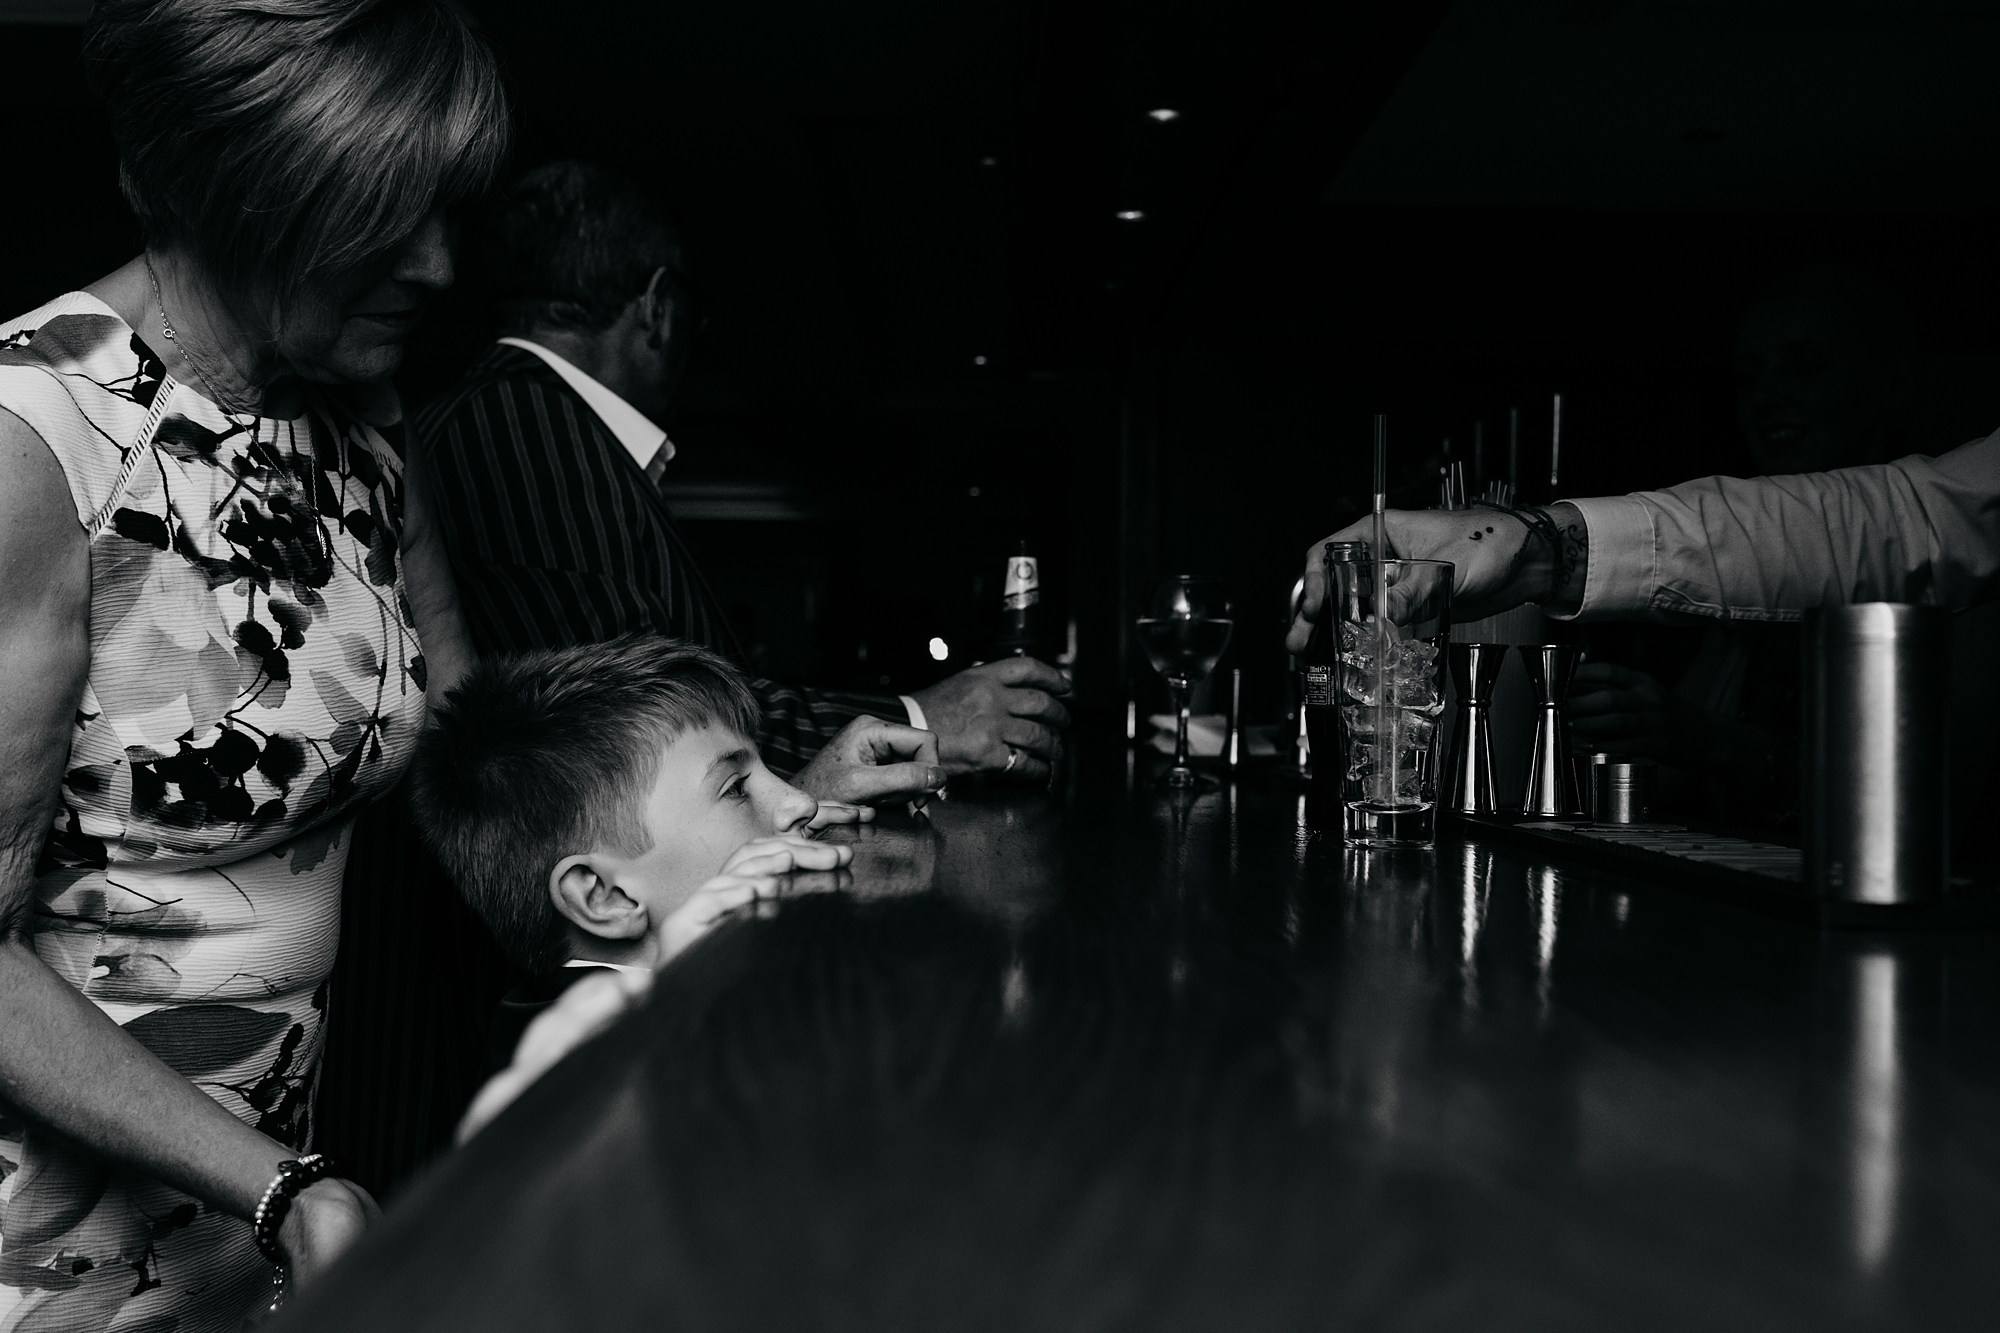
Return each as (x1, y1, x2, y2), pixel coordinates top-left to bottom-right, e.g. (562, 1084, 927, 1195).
(411, 635, 761, 972)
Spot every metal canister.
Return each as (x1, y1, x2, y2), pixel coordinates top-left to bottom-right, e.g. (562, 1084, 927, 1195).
(1593, 761, 1655, 824)
(1803, 604, 1951, 905)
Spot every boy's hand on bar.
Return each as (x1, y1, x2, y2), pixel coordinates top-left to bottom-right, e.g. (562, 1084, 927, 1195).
(795, 716, 947, 805)
(713, 833, 853, 879)
(657, 836, 853, 961)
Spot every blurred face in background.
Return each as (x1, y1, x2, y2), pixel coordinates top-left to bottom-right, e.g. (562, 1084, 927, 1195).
(1733, 281, 1912, 477)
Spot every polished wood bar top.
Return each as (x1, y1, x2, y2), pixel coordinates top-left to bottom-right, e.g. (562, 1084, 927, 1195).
(285, 741, 2000, 1332)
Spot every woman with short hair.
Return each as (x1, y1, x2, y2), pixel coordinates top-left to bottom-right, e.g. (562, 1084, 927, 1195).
(0, 1, 507, 1326)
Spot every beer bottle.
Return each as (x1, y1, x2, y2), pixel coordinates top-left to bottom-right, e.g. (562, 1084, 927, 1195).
(993, 540, 1041, 657)
(1304, 540, 1367, 829)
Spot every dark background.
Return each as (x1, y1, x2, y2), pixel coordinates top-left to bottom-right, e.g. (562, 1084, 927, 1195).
(7, 0, 2000, 725)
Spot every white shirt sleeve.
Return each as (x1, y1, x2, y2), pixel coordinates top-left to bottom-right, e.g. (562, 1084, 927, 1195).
(1562, 427, 2000, 621)
(900, 694, 929, 732)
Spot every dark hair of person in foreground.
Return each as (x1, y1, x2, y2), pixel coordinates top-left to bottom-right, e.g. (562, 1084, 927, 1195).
(272, 888, 1397, 1333)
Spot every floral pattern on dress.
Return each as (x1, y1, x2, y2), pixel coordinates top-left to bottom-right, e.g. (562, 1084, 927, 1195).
(0, 293, 427, 1333)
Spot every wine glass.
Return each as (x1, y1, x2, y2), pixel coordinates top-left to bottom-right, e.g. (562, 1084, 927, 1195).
(1136, 576, 1234, 787)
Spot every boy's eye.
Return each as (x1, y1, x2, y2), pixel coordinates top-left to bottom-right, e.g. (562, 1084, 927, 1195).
(722, 774, 750, 801)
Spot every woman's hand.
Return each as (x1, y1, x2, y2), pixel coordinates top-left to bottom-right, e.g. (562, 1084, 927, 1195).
(275, 1176, 380, 1288)
(793, 717, 945, 805)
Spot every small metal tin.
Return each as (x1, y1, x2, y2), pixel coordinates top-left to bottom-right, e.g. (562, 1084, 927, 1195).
(1593, 761, 1656, 825)
(1584, 752, 1609, 820)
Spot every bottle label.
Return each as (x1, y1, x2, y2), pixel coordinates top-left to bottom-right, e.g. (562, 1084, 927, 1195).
(1002, 556, 1040, 610)
(1303, 664, 1335, 707)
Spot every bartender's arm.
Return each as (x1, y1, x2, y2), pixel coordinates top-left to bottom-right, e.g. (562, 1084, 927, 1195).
(1287, 426, 2000, 650)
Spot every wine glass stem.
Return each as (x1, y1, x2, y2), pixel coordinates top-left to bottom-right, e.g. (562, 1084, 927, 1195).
(1171, 678, 1192, 771)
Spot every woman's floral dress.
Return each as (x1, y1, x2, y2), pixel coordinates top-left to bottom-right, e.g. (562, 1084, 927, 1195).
(0, 293, 428, 1333)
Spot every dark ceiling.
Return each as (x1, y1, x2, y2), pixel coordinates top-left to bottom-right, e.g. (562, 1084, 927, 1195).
(1333, 0, 2000, 213)
(396, 1, 1456, 466)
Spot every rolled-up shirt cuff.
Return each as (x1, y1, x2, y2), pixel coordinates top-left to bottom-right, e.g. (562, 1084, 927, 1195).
(900, 694, 929, 731)
(1562, 495, 1658, 620)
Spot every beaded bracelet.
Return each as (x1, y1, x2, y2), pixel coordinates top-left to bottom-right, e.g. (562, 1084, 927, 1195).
(252, 1153, 335, 1265)
(1473, 501, 1565, 605)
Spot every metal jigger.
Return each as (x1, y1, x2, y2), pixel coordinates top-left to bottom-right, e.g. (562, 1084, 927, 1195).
(1446, 643, 1505, 814)
(1519, 644, 1584, 817)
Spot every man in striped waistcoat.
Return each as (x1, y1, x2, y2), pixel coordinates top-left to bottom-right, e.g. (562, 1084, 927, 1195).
(413, 161, 1070, 786)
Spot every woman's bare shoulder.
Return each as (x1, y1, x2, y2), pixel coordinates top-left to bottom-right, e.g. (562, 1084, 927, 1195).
(0, 405, 88, 612)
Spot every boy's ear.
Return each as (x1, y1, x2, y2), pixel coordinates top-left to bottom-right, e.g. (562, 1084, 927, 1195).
(549, 855, 649, 941)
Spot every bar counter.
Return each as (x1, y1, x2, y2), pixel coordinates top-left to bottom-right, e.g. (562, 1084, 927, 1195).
(285, 738, 2000, 1332)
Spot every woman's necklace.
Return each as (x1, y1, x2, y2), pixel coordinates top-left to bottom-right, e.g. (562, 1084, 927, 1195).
(144, 257, 262, 427)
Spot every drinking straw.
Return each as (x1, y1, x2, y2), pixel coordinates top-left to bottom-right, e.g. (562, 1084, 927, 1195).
(1372, 413, 1391, 808)
(1508, 407, 1520, 496)
(1550, 392, 1564, 491)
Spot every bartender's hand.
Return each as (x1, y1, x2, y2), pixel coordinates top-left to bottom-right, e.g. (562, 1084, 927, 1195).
(1567, 663, 1691, 763)
(1284, 503, 1588, 654)
(1572, 663, 1795, 815)
(794, 717, 945, 805)
(1569, 659, 1785, 775)
(910, 658, 1072, 781)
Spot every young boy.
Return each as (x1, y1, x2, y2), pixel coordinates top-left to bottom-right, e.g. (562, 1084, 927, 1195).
(411, 634, 941, 1130)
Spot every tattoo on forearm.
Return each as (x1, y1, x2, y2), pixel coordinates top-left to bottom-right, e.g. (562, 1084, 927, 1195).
(1555, 520, 1586, 600)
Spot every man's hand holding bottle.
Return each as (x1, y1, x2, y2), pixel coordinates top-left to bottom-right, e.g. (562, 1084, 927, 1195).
(908, 539, 1071, 783)
(909, 658, 1072, 782)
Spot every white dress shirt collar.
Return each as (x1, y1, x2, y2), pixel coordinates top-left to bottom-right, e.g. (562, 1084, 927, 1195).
(561, 959, 653, 977)
(497, 336, 675, 471)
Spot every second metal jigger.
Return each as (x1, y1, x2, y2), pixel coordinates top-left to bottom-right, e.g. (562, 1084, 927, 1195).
(1446, 643, 1506, 814)
(1520, 644, 1585, 817)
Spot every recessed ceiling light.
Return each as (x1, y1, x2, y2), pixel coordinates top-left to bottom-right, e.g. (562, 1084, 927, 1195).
(981, 156, 998, 167)
(1147, 108, 1180, 122)
(928, 637, 950, 662)
(973, 354, 988, 365)
(1116, 209, 1146, 222)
